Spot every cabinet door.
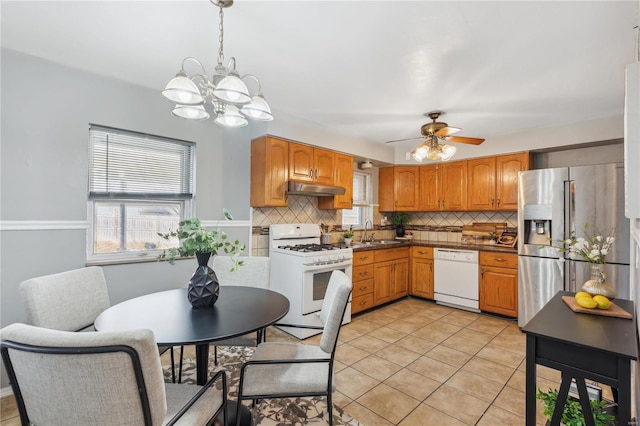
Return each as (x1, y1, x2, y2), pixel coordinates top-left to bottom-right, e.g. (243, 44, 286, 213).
(250, 136, 289, 207)
(480, 266, 518, 317)
(411, 258, 434, 299)
(496, 152, 529, 210)
(288, 142, 314, 182)
(395, 167, 419, 211)
(373, 261, 393, 305)
(313, 149, 335, 185)
(419, 165, 440, 211)
(318, 153, 353, 209)
(440, 161, 467, 210)
(378, 167, 396, 211)
(392, 259, 409, 299)
(467, 157, 496, 210)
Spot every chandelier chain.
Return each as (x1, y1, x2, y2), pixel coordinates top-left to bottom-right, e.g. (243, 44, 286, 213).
(218, 6, 225, 65)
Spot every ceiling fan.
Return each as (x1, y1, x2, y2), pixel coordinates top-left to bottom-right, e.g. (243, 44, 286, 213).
(386, 111, 485, 162)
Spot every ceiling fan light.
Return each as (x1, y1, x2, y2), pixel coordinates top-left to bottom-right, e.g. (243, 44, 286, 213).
(440, 144, 457, 161)
(171, 104, 210, 120)
(240, 94, 274, 121)
(214, 105, 248, 128)
(162, 74, 204, 105)
(213, 75, 251, 104)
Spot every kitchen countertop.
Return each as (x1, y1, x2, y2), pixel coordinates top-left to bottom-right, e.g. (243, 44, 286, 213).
(349, 239, 517, 254)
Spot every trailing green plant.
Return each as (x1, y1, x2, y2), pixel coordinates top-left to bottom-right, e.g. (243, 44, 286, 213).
(157, 217, 245, 266)
(536, 388, 615, 426)
(391, 213, 409, 227)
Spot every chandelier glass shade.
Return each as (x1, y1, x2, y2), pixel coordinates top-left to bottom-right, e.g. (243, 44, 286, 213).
(411, 138, 457, 162)
(161, 1, 273, 127)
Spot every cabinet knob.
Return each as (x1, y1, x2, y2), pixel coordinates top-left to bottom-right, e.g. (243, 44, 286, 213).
(497, 198, 501, 207)
(359, 300, 367, 306)
(495, 258, 507, 262)
(359, 286, 368, 291)
(418, 250, 428, 254)
(491, 198, 494, 206)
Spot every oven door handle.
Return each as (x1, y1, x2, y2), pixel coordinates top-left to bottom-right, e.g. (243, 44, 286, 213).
(304, 260, 353, 271)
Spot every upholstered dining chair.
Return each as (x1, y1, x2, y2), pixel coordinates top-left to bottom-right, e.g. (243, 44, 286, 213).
(234, 269, 352, 426)
(1, 323, 226, 426)
(18, 266, 179, 382)
(210, 256, 270, 357)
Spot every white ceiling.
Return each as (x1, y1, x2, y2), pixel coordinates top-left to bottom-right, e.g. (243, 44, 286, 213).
(2, 1, 639, 154)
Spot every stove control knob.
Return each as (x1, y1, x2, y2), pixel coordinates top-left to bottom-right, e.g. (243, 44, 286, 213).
(318, 256, 327, 264)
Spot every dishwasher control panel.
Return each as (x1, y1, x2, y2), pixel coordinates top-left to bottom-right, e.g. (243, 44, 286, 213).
(434, 248, 479, 263)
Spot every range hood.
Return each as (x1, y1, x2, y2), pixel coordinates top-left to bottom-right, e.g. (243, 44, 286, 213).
(287, 180, 346, 196)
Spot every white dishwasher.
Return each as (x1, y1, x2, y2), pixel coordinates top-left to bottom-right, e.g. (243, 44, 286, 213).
(434, 248, 479, 312)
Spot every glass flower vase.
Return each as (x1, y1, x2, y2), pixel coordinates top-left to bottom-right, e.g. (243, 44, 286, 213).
(581, 263, 616, 299)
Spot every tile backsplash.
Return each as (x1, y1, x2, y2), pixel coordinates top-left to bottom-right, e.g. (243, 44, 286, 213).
(251, 195, 517, 256)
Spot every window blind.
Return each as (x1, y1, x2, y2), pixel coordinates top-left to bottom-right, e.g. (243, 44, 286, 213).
(88, 125, 195, 199)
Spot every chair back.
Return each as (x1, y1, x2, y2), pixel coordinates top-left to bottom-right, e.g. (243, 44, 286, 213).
(1, 323, 167, 426)
(318, 270, 353, 354)
(213, 256, 270, 289)
(19, 266, 111, 332)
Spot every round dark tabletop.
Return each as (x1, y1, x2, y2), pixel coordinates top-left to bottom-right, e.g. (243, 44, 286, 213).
(95, 286, 290, 346)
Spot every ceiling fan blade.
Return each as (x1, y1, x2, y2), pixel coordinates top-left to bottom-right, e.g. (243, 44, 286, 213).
(384, 136, 422, 144)
(435, 126, 461, 137)
(445, 136, 485, 145)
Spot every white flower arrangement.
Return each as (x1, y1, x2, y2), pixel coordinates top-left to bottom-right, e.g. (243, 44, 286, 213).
(550, 224, 615, 264)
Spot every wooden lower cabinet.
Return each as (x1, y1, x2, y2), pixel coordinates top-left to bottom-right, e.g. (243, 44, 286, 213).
(352, 250, 375, 314)
(410, 246, 434, 299)
(373, 247, 409, 306)
(479, 252, 518, 317)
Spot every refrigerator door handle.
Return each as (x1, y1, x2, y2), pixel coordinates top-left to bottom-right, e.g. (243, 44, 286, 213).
(566, 260, 576, 292)
(565, 180, 576, 240)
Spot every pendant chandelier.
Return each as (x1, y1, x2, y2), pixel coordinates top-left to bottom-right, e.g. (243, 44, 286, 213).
(161, 0, 273, 128)
(411, 136, 457, 162)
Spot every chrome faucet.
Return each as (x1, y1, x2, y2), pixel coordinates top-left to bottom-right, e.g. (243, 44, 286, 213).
(362, 220, 373, 242)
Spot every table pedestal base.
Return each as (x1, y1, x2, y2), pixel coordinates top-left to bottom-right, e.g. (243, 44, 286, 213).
(216, 401, 252, 426)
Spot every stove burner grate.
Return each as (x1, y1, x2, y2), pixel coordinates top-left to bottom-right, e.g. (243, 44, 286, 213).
(277, 243, 345, 252)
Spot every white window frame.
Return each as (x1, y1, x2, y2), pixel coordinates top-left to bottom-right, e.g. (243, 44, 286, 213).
(87, 125, 195, 265)
(342, 171, 373, 230)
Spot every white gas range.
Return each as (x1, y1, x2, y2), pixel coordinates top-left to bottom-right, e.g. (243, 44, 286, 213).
(269, 223, 353, 339)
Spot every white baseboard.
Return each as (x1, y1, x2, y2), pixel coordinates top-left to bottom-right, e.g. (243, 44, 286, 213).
(0, 386, 13, 398)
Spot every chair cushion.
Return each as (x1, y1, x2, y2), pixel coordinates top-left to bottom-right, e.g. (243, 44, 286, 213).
(164, 383, 223, 426)
(241, 342, 333, 397)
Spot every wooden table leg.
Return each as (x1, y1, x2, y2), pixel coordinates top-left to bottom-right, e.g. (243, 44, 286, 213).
(195, 343, 209, 386)
(526, 334, 537, 425)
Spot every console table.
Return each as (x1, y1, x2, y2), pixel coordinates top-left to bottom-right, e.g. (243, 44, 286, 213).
(522, 291, 638, 426)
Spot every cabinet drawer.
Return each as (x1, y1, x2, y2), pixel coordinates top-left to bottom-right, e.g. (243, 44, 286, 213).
(480, 251, 517, 269)
(374, 247, 409, 263)
(411, 246, 433, 259)
(353, 250, 374, 266)
(352, 278, 374, 298)
(353, 265, 374, 282)
(352, 293, 374, 314)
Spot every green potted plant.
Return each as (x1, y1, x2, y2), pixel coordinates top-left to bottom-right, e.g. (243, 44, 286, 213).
(536, 388, 615, 426)
(391, 213, 409, 237)
(158, 217, 245, 308)
(343, 229, 354, 245)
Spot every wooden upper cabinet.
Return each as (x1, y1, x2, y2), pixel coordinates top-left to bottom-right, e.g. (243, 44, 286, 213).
(467, 152, 529, 211)
(288, 142, 335, 185)
(250, 136, 289, 207)
(441, 161, 467, 211)
(418, 165, 440, 211)
(318, 153, 354, 210)
(496, 153, 529, 210)
(467, 157, 497, 210)
(378, 166, 419, 211)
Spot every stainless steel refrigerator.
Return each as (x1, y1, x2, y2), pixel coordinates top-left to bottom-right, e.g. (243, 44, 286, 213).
(517, 163, 630, 327)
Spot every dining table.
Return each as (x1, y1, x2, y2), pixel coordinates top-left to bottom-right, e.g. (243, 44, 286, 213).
(94, 286, 290, 386)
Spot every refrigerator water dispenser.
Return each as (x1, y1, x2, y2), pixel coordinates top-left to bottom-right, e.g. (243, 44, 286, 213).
(523, 204, 553, 246)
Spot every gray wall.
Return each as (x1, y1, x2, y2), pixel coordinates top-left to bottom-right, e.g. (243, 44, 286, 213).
(0, 49, 257, 388)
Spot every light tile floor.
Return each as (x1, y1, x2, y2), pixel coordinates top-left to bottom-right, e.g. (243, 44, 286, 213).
(0, 297, 615, 425)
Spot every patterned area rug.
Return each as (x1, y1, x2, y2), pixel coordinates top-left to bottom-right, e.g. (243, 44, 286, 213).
(163, 346, 361, 425)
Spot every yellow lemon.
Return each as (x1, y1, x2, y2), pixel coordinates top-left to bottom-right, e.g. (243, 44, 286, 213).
(592, 295, 611, 310)
(576, 297, 598, 309)
(575, 292, 592, 300)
